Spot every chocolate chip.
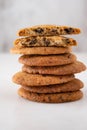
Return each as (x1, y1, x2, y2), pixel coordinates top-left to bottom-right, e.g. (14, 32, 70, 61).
(64, 28, 74, 34)
(29, 38, 37, 45)
(34, 28, 44, 34)
(21, 43, 27, 46)
(51, 29, 58, 34)
(43, 38, 50, 46)
(65, 38, 70, 44)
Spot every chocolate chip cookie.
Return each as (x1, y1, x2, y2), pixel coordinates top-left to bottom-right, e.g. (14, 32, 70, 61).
(19, 53, 76, 66)
(22, 61, 86, 75)
(22, 78, 84, 93)
(18, 88, 83, 103)
(12, 72, 74, 86)
(10, 46, 71, 55)
(14, 36, 77, 47)
(18, 25, 81, 36)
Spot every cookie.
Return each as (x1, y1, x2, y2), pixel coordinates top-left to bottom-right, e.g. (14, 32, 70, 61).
(14, 36, 77, 47)
(10, 46, 72, 55)
(18, 25, 81, 36)
(22, 61, 86, 75)
(18, 88, 83, 103)
(12, 72, 74, 86)
(22, 79, 84, 93)
(19, 53, 76, 66)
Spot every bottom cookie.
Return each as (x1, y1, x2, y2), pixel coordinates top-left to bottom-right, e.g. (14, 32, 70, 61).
(18, 88, 83, 103)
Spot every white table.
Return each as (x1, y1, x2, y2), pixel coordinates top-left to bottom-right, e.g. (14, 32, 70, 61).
(0, 53, 87, 130)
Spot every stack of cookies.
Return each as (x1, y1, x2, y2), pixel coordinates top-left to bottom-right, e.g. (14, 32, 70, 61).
(11, 25, 86, 103)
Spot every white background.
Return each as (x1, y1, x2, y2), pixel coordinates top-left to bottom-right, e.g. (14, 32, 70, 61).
(0, 1, 87, 129)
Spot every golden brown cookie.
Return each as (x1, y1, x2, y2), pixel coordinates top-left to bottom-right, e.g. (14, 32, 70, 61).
(14, 36, 77, 47)
(12, 72, 74, 86)
(18, 25, 81, 36)
(22, 61, 86, 75)
(10, 46, 72, 55)
(18, 88, 83, 103)
(22, 79, 84, 93)
(19, 53, 76, 66)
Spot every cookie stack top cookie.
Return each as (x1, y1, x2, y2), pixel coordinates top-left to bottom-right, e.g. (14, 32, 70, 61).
(18, 25, 81, 36)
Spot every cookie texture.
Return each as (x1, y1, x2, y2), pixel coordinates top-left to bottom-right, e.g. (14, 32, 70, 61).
(18, 25, 81, 36)
(12, 72, 74, 86)
(18, 88, 83, 103)
(10, 46, 71, 55)
(22, 61, 86, 75)
(14, 36, 77, 47)
(19, 53, 76, 66)
(22, 79, 84, 93)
